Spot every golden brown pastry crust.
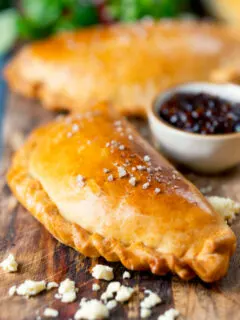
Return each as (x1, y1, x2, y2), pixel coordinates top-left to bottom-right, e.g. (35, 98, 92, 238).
(7, 105, 236, 282)
(205, 0, 240, 26)
(5, 20, 240, 116)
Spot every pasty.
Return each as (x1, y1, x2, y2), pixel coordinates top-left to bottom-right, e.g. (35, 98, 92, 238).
(5, 20, 240, 116)
(7, 104, 236, 282)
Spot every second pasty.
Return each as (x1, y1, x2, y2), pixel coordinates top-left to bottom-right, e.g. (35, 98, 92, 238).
(5, 20, 240, 116)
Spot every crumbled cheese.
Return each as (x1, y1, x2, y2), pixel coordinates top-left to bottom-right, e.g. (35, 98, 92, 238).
(0, 254, 18, 272)
(144, 155, 151, 162)
(92, 265, 114, 281)
(7, 196, 18, 211)
(207, 196, 240, 223)
(54, 293, 61, 299)
(118, 166, 127, 178)
(76, 175, 85, 188)
(92, 283, 100, 291)
(43, 308, 59, 318)
(8, 285, 16, 296)
(58, 279, 77, 303)
(142, 182, 150, 190)
(101, 281, 121, 301)
(200, 185, 213, 194)
(119, 145, 125, 150)
(122, 271, 131, 279)
(158, 308, 180, 320)
(141, 308, 152, 318)
(107, 174, 114, 182)
(16, 280, 46, 297)
(154, 188, 161, 194)
(129, 177, 137, 186)
(103, 168, 110, 174)
(47, 282, 59, 290)
(115, 285, 134, 302)
(132, 167, 136, 171)
(141, 290, 162, 309)
(106, 300, 117, 310)
(80, 297, 87, 306)
(106, 142, 110, 147)
(74, 299, 109, 320)
(128, 135, 133, 140)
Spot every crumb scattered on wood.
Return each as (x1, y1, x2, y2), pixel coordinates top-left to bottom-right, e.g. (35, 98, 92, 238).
(7, 196, 18, 212)
(9, 131, 25, 151)
(207, 196, 240, 224)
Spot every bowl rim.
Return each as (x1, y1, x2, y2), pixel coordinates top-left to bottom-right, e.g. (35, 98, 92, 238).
(150, 82, 240, 140)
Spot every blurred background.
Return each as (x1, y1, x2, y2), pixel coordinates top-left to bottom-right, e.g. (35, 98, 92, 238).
(0, 0, 235, 56)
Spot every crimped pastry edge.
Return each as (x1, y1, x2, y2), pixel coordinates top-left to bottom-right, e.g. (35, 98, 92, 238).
(7, 127, 236, 282)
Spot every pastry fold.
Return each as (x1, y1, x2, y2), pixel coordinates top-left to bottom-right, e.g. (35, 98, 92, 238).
(7, 104, 236, 282)
(4, 20, 240, 116)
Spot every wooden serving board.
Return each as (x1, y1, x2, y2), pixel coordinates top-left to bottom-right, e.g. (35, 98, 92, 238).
(1, 93, 240, 320)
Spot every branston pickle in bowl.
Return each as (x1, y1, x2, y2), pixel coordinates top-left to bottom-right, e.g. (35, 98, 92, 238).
(148, 83, 240, 174)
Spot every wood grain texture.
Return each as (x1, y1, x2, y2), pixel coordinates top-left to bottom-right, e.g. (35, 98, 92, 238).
(0, 93, 240, 320)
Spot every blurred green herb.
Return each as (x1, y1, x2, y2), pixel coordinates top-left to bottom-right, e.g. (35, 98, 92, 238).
(107, 0, 190, 21)
(0, 0, 191, 55)
(0, 8, 18, 55)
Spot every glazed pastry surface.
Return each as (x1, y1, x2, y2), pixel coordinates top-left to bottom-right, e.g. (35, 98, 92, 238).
(7, 105, 236, 282)
(206, 0, 240, 27)
(5, 20, 240, 116)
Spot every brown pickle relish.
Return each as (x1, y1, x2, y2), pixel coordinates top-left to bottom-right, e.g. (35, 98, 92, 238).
(158, 92, 240, 135)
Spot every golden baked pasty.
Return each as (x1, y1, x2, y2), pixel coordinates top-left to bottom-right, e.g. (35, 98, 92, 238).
(204, 0, 240, 27)
(5, 20, 240, 116)
(7, 105, 236, 282)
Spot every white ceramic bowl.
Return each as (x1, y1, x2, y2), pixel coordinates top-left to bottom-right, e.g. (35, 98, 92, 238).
(148, 82, 240, 174)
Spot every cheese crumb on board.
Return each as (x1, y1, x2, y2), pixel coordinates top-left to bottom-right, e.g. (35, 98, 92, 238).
(115, 285, 134, 302)
(46, 282, 58, 290)
(7, 196, 18, 212)
(8, 285, 17, 296)
(122, 271, 131, 279)
(43, 308, 59, 318)
(74, 299, 109, 320)
(158, 308, 180, 320)
(200, 185, 213, 194)
(92, 265, 114, 281)
(16, 280, 46, 297)
(92, 283, 100, 291)
(106, 300, 117, 310)
(101, 281, 121, 301)
(141, 308, 152, 318)
(58, 279, 77, 303)
(141, 290, 162, 309)
(0, 254, 18, 272)
(80, 297, 87, 306)
(207, 196, 240, 223)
